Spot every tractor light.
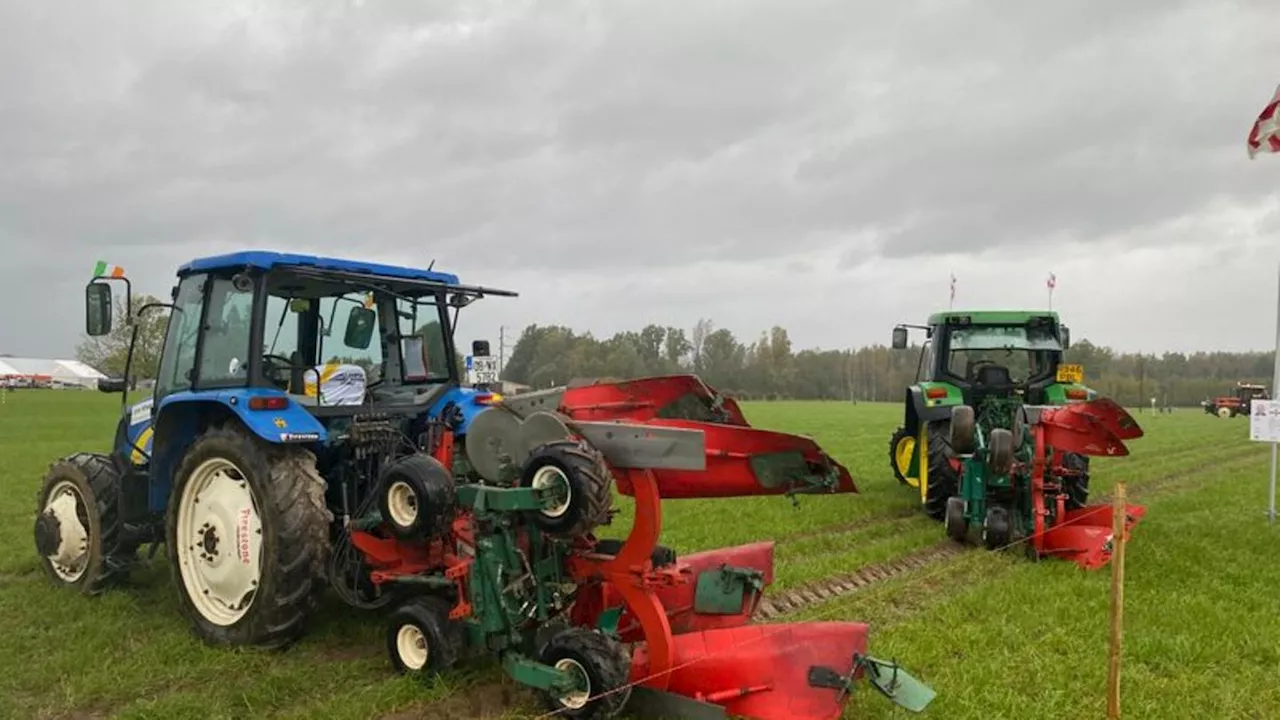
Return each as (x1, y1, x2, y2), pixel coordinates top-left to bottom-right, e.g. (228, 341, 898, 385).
(925, 387, 948, 400)
(248, 396, 289, 411)
(1065, 388, 1088, 401)
(475, 392, 503, 405)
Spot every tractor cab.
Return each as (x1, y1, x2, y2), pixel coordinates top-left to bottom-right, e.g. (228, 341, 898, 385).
(893, 311, 1076, 409)
(82, 251, 517, 522)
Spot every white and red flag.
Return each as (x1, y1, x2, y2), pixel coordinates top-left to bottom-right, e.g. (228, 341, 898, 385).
(1247, 84, 1280, 159)
(1047, 272, 1056, 290)
(949, 272, 956, 307)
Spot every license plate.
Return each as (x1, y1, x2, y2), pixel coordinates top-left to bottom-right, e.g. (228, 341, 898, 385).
(1056, 364, 1084, 383)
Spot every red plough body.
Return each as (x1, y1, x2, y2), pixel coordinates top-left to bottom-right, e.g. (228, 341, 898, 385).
(559, 375, 858, 498)
(1029, 400, 1147, 569)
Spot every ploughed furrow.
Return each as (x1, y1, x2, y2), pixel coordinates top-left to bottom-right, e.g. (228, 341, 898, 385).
(754, 540, 964, 621)
(755, 448, 1264, 621)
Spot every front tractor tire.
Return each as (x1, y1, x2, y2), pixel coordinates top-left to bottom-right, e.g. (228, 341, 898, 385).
(165, 425, 332, 649)
(34, 453, 139, 595)
(519, 440, 615, 539)
(888, 425, 918, 487)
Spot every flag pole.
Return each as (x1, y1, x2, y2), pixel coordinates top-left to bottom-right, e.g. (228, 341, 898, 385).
(1269, 260, 1279, 523)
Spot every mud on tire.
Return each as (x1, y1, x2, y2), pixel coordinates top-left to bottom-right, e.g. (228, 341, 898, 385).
(34, 452, 140, 595)
(520, 440, 614, 539)
(925, 421, 961, 521)
(538, 627, 633, 719)
(165, 424, 332, 649)
(386, 595, 464, 678)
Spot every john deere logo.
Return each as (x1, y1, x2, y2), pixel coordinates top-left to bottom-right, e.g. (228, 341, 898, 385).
(273, 417, 287, 429)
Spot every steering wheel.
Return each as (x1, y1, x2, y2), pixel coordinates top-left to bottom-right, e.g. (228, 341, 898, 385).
(261, 354, 296, 388)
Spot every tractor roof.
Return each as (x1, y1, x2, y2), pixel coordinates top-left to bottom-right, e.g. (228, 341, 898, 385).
(927, 309, 1060, 326)
(177, 250, 462, 285)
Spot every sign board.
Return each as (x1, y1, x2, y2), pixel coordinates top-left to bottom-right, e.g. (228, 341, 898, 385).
(1250, 400, 1280, 443)
(466, 355, 499, 386)
(1056, 364, 1084, 384)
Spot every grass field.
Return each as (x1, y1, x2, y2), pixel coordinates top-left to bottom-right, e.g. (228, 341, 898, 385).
(1, 391, 1276, 719)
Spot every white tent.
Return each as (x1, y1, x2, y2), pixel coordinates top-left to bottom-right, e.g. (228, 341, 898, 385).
(0, 357, 107, 389)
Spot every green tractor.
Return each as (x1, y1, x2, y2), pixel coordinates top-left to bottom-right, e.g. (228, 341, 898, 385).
(887, 310, 1096, 522)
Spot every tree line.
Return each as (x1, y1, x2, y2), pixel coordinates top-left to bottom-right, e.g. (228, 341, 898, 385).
(501, 320, 1276, 407)
(73, 298, 1275, 408)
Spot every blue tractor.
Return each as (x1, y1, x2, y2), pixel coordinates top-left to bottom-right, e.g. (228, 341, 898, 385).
(33, 251, 522, 648)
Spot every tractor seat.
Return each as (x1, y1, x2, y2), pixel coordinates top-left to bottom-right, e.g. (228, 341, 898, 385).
(293, 362, 368, 406)
(975, 364, 1013, 388)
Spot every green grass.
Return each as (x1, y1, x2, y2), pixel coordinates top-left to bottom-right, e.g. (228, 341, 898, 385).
(0, 391, 1274, 719)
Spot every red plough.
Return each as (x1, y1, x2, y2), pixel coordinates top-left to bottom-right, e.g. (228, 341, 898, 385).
(1028, 399, 1147, 569)
(350, 375, 933, 720)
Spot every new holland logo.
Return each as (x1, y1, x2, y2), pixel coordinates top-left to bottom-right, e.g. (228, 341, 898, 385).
(273, 417, 287, 429)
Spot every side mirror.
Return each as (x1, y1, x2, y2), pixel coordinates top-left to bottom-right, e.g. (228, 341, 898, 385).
(85, 283, 113, 336)
(344, 306, 377, 349)
(1060, 326, 1071, 350)
(891, 326, 908, 350)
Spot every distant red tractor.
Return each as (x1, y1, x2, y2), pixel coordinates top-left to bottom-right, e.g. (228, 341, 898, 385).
(1202, 382, 1269, 418)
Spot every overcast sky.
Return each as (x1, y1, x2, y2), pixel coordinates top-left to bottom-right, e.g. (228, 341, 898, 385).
(2, 0, 1279, 363)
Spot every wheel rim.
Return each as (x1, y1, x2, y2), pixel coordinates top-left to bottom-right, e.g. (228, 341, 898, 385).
(553, 658, 591, 709)
(386, 481, 419, 528)
(894, 436, 919, 487)
(396, 624, 429, 670)
(41, 480, 91, 582)
(531, 466, 572, 518)
(176, 457, 263, 626)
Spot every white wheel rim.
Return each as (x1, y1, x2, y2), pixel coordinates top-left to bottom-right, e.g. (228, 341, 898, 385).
(42, 480, 91, 582)
(531, 466, 572, 518)
(554, 658, 591, 709)
(386, 481, 419, 528)
(176, 457, 263, 626)
(396, 624, 429, 670)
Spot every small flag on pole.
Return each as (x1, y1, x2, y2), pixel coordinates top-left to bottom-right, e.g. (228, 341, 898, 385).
(949, 272, 956, 308)
(93, 261, 125, 278)
(1247, 84, 1280, 159)
(1047, 272, 1056, 309)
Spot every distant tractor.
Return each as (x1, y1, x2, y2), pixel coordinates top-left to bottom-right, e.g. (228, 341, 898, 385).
(1202, 382, 1269, 418)
(887, 310, 1093, 521)
(886, 310, 1145, 568)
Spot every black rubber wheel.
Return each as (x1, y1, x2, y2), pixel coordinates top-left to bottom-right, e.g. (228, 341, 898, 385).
(887, 425, 915, 485)
(34, 452, 139, 595)
(949, 405, 976, 454)
(924, 421, 961, 521)
(165, 424, 333, 649)
(538, 627, 633, 719)
(987, 428, 1014, 476)
(1060, 452, 1091, 509)
(592, 538, 677, 567)
(519, 440, 614, 539)
(944, 496, 968, 543)
(378, 454, 456, 540)
(983, 506, 1010, 551)
(386, 595, 464, 678)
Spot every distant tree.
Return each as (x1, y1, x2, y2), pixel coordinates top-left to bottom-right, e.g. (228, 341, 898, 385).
(74, 293, 169, 379)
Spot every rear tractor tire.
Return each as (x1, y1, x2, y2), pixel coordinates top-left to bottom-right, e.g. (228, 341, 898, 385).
(34, 452, 139, 595)
(386, 595, 464, 678)
(924, 421, 961, 522)
(378, 454, 456, 540)
(538, 627, 633, 720)
(520, 440, 615, 539)
(888, 425, 918, 487)
(166, 424, 333, 649)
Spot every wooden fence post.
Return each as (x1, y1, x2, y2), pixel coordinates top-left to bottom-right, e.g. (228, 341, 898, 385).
(1107, 482, 1128, 719)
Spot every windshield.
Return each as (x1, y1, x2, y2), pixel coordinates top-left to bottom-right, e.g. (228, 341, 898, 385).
(945, 325, 1060, 384)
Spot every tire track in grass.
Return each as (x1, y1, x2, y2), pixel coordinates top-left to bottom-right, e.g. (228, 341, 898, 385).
(757, 449, 1264, 621)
